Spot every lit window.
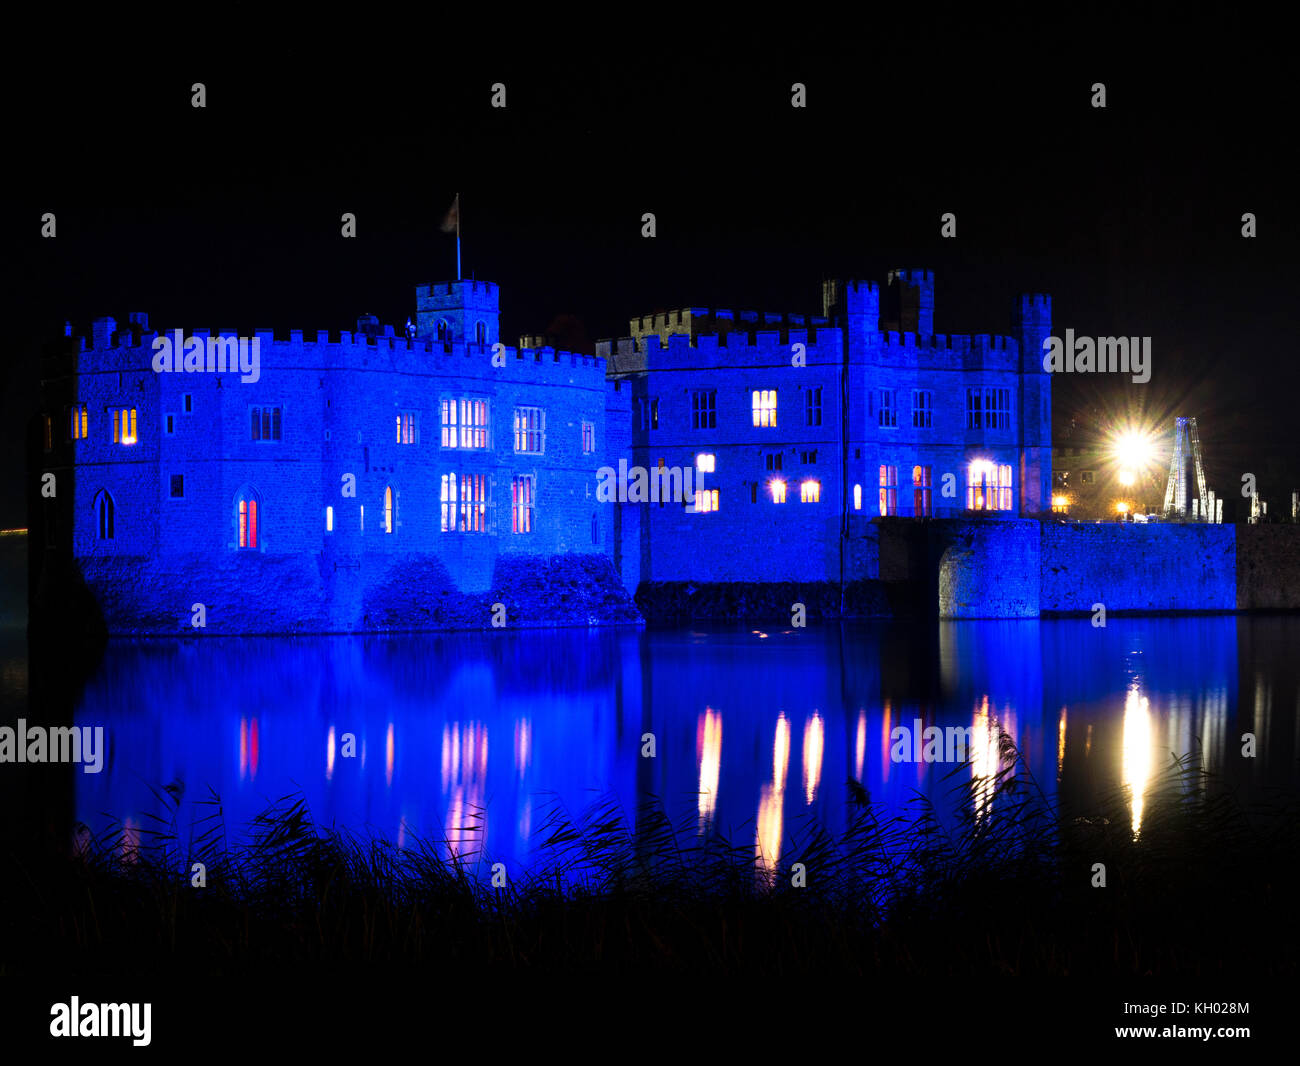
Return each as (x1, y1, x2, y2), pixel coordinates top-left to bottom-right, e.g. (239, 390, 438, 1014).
(582, 421, 595, 454)
(752, 390, 777, 427)
(966, 461, 1013, 511)
(878, 465, 898, 516)
(696, 453, 715, 473)
(113, 407, 137, 445)
(237, 490, 260, 548)
(396, 411, 418, 444)
(693, 488, 719, 513)
(94, 490, 114, 540)
(442, 472, 488, 532)
(383, 485, 395, 534)
(326, 505, 334, 532)
(913, 465, 933, 516)
(70, 404, 88, 440)
(771, 479, 787, 504)
(853, 484, 862, 511)
(513, 407, 544, 453)
(360, 505, 364, 532)
(443, 397, 488, 449)
(512, 475, 534, 533)
(800, 479, 820, 503)
(43, 416, 52, 451)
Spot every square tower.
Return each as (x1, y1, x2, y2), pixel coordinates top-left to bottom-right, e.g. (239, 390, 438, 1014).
(414, 280, 500, 346)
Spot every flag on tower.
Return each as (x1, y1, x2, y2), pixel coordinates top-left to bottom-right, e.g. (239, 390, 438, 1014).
(440, 195, 459, 233)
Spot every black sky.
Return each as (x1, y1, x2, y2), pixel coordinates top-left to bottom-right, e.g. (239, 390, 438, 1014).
(6, 10, 1298, 525)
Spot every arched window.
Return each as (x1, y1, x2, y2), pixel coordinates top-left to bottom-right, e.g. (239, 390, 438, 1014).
(475, 321, 487, 345)
(383, 485, 395, 534)
(93, 489, 115, 540)
(236, 489, 260, 549)
(436, 319, 450, 341)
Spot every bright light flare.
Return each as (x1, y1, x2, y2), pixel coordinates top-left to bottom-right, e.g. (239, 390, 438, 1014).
(1111, 430, 1157, 472)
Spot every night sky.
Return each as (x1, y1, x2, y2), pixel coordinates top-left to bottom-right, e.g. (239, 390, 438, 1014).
(7, 11, 1298, 527)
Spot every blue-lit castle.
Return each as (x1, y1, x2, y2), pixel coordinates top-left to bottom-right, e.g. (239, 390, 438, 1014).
(33, 270, 1054, 634)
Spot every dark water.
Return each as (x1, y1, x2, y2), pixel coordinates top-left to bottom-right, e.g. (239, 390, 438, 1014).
(3, 618, 1298, 881)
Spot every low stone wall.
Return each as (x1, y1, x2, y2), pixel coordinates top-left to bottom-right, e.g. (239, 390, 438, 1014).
(1040, 522, 1237, 613)
(935, 519, 1041, 618)
(1236, 525, 1300, 610)
(34, 551, 641, 636)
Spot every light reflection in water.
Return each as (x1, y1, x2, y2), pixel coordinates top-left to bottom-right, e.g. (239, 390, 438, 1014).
(697, 707, 722, 831)
(757, 714, 791, 883)
(1122, 686, 1153, 835)
(59, 619, 1296, 885)
(803, 713, 823, 805)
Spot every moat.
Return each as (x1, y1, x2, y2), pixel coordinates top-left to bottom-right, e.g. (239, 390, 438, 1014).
(4, 616, 1296, 879)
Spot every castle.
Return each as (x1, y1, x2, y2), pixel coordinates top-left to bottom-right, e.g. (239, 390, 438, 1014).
(33, 270, 1053, 633)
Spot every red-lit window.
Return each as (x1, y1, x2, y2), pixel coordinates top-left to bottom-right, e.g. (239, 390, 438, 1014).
(238, 493, 260, 548)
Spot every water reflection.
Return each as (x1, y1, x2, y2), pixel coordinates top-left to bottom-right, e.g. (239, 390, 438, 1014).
(41, 618, 1299, 883)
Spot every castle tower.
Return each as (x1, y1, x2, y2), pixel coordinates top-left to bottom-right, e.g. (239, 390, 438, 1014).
(1014, 293, 1053, 513)
(414, 280, 500, 346)
(884, 269, 934, 337)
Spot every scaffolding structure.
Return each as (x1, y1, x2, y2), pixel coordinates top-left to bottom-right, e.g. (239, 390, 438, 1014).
(1162, 417, 1211, 520)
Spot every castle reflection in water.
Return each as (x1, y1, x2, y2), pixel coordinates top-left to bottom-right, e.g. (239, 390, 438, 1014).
(66, 617, 1297, 881)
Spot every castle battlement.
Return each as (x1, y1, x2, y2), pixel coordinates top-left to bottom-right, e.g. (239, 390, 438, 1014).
(69, 317, 605, 385)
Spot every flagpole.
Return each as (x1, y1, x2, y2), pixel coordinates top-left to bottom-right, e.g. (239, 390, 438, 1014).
(456, 192, 461, 281)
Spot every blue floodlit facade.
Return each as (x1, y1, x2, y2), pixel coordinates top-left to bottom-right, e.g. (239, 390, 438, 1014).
(37, 270, 1052, 630)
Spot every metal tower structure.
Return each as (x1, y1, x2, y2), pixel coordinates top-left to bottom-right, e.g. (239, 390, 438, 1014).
(1162, 417, 1210, 519)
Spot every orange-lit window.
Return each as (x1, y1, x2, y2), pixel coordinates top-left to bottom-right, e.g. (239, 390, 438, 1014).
(396, 411, 418, 444)
(113, 407, 136, 445)
(752, 389, 777, 427)
(967, 462, 1013, 511)
(771, 479, 787, 504)
(913, 465, 932, 516)
(70, 405, 88, 440)
(853, 484, 862, 511)
(878, 465, 898, 515)
(696, 453, 715, 473)
(800, 479, 820, 503)
(383, 486, 395, 533)
(694, 488, 719, 513)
